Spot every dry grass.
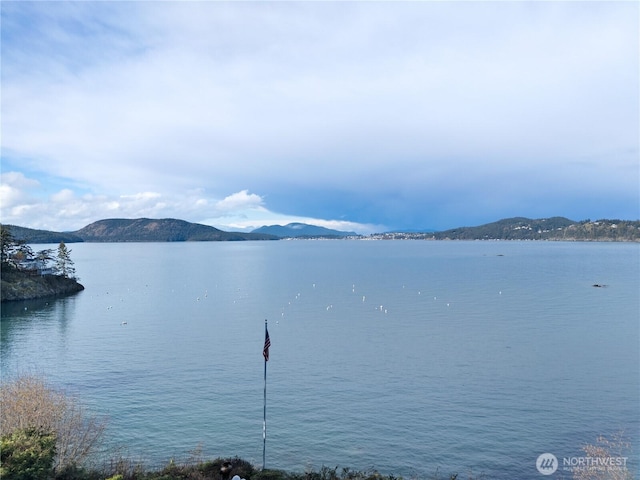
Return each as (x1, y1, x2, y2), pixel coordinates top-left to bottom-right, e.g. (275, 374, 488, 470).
(572, 432, 634, 480)
(1, 374, 107, 472)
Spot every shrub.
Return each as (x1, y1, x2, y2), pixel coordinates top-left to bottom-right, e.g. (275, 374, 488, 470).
(0, 375, 106, 473)
(573, 432, 634, 480)
(198, 457, 257, 480)
(0, 427, 57, 480)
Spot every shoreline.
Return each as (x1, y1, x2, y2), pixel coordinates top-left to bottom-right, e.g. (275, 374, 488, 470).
(1, 268, 84, 302)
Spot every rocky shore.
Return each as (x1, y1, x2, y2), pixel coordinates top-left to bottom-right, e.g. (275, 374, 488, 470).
(1, 269, 84, 302)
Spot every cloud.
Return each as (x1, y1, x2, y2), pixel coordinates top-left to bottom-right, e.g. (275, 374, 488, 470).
(0, 170, 377, 234)
(215, 190, 264, 213)
(0, 172, 40, 210)
(203, 191, 382, 234)
(1, 2, 638, 231)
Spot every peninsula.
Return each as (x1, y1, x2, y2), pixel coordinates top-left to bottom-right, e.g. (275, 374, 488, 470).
(1, 266, 84, 302)
(1, 227, 85, 302)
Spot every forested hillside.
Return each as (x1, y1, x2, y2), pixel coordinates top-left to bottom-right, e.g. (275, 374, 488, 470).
(374, 218, 640, 241)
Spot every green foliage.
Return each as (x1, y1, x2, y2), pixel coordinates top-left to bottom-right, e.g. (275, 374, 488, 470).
(38, 248, 56, 264)
(296, 466, 398, 480)
(253, 469, 293, 480)
(0, 428, 57, 480)
(1, 224, 19, 267)
(55, 241, 77, 279)
(1, 224, 71, 277)
(0, 224, 84, 244)
(0, 447, 509, 480)
(196, 457, 256, 479)
(72, 218, 275, 242)
(1, 375, 106, 474)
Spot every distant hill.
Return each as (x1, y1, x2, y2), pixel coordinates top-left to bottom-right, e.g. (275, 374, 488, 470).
(251, 223, 358, 238)
(5, 219, 277, 243)
(2, 225, 84, 244)
(436, 217, 640, 241)
(387, 217, 639, 241)
(434, 216, 577, 240)
(6, 216, 639, 244)
(73, 218, 277, 242)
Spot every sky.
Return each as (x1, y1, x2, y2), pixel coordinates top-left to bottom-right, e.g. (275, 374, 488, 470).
(1, 1, 638, 234)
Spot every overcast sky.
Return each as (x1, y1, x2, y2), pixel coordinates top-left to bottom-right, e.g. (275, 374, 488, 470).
(1, 1, 638, 234)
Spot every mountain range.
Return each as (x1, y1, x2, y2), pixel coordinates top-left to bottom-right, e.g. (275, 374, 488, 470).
(4, 218, 277, 244)
(251, 223, 357, 238)
(2, 216, 639, 244)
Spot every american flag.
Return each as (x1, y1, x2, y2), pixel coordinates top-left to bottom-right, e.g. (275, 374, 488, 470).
(263, 328, 271, 361)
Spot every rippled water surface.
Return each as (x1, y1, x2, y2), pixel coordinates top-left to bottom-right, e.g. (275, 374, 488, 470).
(2, 241, 638, 478)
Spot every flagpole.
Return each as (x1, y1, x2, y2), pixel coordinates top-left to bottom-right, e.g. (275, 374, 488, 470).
(262, 319, 268, 470)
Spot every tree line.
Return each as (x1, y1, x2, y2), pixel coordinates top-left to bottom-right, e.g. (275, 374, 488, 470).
(0, 225, 77, 280)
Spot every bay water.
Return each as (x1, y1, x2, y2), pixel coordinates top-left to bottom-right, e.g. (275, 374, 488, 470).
(1, 240, 638, 479)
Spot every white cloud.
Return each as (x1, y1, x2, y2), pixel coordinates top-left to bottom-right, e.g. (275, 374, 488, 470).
(200, 190, 380, 234)
(1, 2, 637, 230)
(4, 3, 636, 179)
(214, 190, 264, 213)
(120, 192, 162, 201)
(0, 172, 41, 213)
(0, 171, 377, 233)
(51, 189, 75, 203)
(201, 208, 380, 235)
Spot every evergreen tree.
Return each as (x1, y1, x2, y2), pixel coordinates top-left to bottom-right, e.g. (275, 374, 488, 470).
(0, 225, 18, 267)
(54, 242, 76, 279)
